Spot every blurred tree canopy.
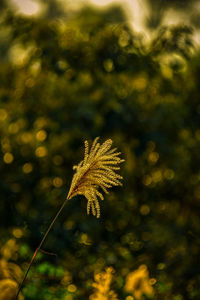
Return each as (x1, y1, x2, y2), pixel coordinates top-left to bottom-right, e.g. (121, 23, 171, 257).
(0, 0, 200, 299)
(145, 0, 200, 30)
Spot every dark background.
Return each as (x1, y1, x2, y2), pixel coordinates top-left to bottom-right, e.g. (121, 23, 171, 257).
(0, 0, 200, 299)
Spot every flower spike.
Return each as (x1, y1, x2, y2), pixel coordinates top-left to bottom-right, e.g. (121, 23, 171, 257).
(67, 138, 124, 218)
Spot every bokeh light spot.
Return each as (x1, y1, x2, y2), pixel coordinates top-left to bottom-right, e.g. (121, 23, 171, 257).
(149, 278, 157, 285)
(22, 163, 33, 174)
(140, 205, 150, 215)
(142, 175, 152, 186)
(126, 296, 134, 300)
(164, 169, 175, 180)
(36, 130, 47, 142)
(67, 284, 77, 293)
(64, 220, 74, 230)
(11, 0, 40, 16)
(148, 152, 159, 164)
(35, 146, 47, 157)
(65, 295, 73, 300)
(12, 228, 23, 239)
(133, 75, 147, 91)
(52, 177, 63, 188)
(21, 132, 33, 144)
(152, 169, 163, 183)
(79, 233, 92, 245)
(0, 109, 7, 121)
(3, 152, 14, 164)
(9, 43, 31, 66)
(53, 155, 63, 166)
(8, 123, 19, 134)
(103, 59, 114, 72)
(34, 117, 47, 128)
(157, 263, 166, 270)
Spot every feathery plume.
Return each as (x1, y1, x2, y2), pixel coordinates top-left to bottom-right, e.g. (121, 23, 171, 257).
(67, 137, 124, 218)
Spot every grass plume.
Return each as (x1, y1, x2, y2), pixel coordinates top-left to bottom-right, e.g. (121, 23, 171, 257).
(67, 137, 124, 218)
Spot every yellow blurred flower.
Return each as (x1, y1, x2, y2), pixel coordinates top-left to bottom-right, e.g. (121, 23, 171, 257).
(90, 267, 118, 300)
(0, 239, 24, 299)
(125, 265, 154, 300)
(0, 239, 18, 260)
(0, 259, 23, 300)
(0, 279, 23, 300)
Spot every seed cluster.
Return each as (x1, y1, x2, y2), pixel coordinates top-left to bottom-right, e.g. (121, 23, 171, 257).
(67, 137, 124, 218)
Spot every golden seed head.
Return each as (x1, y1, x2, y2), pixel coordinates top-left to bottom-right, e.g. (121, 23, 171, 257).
(67, 137, 124, 218)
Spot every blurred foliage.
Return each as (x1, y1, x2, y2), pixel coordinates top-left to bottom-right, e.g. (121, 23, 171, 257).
(146, 0, 199, 30)
(0, 0, 200, 299)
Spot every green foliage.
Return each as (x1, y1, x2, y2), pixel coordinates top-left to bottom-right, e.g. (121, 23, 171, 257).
(0, 1, 200, 299)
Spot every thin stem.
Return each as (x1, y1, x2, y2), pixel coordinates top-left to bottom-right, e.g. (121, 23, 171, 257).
(15, 197, 69, 299)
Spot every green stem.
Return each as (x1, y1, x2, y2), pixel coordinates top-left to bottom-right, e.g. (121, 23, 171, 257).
(15, 197, 69, 299)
